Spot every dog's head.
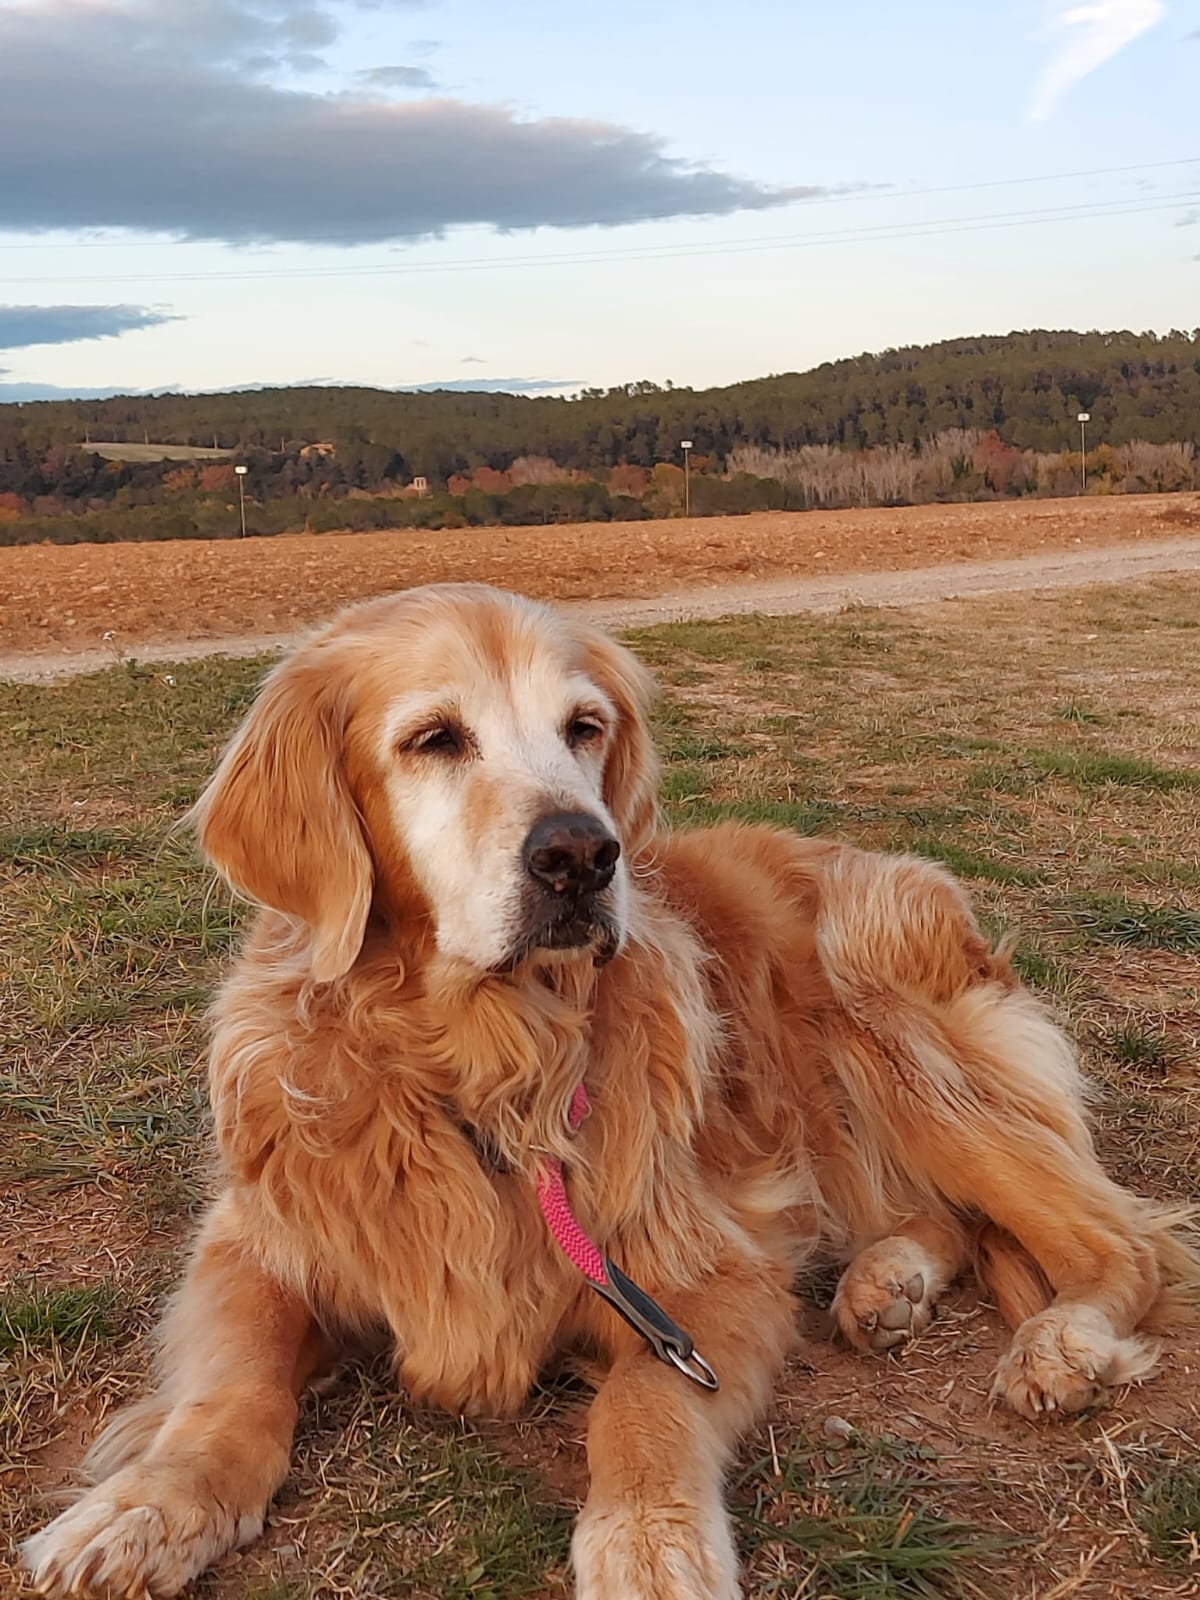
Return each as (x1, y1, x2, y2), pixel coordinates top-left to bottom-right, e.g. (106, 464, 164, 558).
(191, 585, 659, 981)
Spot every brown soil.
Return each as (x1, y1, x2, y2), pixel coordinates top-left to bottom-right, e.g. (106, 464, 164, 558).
(3, 493, 1197, 663)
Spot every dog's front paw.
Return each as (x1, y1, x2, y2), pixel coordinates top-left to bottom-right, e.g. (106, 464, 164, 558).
(22, 1464, 262, 1598)
(573, 1494, 740, 1600)
(991, 1304, 1160, 1420)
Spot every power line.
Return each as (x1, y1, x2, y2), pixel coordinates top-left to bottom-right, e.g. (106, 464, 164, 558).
(0, 155, 1195, 254)
(1, 189, 1196, 287)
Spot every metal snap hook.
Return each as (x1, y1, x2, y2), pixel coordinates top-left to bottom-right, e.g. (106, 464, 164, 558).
(666, 1344, 720, 1391)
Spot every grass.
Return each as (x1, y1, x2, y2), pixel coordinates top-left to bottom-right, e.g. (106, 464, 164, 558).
(736, 1432, 1005, 1599)
(282, 1377, 574, 1600)
(1137, 1461, 1200, 1568)
(1008, 945, 1078, 996)
(1073, 893, 1200, 952)
(1096, 1024, 1183, 1078)
(3, 574, 1199, 1598)
(907, 837, 1041, 888)
(0, 1285, 127, 1355)
(1027, 748, 1200, 793)
(1053, 703, 1105, 725)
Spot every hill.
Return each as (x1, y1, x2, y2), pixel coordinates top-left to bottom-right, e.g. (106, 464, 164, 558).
(0, 330, 1197, 544)
(3, 329, 1198, 471)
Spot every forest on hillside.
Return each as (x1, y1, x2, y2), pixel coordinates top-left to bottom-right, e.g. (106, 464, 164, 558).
(1, 329, 1198, 545)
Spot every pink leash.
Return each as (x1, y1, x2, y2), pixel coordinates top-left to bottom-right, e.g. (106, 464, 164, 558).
(534, 1083, 719, 1390)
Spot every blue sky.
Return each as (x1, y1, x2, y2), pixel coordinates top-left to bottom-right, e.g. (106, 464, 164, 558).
(0, 0, 1197, 401)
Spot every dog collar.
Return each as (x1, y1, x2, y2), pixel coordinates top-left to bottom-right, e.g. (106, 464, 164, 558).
(535, 1083, 719, 1391)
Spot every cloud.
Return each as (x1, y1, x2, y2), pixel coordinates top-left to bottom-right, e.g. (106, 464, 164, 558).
(0, 380, 158, 402)
(0, 1, 818, 246)
(1030, 0, 1167, 121)
(1176, 208, 1200, 227)
(85, 0, 427, 76)
(0, 304, 178, 351)
(398, 377, 575, 393)
(357, 64, 437, 90)
(0, 373, 577, 404)
(119, 0, 341, 75)
(460, 355, 485, 365)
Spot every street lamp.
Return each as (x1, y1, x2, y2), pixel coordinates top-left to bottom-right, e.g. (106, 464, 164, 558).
(1076, 413, 1090, 494)
(680, 439, 693, 517)
(234, 464, 248, 537)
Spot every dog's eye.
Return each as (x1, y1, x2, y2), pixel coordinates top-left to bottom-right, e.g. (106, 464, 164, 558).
(566, 715, 605, 750)
(407, 724, 465, 757)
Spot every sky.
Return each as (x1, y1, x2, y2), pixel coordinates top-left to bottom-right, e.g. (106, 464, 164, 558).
(0, 0, 1197, 401)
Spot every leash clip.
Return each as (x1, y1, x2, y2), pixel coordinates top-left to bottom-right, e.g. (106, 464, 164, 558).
(591, 1260, 720, 1391)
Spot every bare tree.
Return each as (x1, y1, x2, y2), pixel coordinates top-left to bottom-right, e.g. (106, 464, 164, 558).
(1114, 440, 1196, 493)
(508, 455, 569, 486)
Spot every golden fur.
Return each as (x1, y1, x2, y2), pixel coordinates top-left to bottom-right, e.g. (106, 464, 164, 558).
(25, 584, 1197, 1600)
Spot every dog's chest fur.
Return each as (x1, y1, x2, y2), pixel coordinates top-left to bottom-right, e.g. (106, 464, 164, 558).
(207, 921, 724, 1415)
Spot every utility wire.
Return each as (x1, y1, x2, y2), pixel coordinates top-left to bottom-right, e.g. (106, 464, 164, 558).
(0, 155, 1195, 252)
(1, 189, 1197, 286)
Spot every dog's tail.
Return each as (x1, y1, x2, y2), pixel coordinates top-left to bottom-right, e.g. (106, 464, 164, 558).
(974, 1211, 1200, 1332)
(1129, 1205, 1200, 1332)
(973, 1223, 1052, 1328)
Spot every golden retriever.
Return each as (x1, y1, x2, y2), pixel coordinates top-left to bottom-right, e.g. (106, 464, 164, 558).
(24, 583, 1196, 1600)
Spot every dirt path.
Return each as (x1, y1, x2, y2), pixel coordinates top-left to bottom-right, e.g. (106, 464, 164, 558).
(577, 532, 1200, 626)
(2, 531, 1198, 682)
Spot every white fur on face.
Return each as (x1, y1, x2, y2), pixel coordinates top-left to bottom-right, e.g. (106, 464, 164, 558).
(377, 657, 629, 971)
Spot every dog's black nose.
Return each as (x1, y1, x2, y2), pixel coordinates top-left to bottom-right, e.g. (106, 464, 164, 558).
(524, 812, 620, 896)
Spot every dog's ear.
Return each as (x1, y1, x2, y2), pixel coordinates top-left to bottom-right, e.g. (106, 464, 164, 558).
(190, 652, 372, 982)
(582, 629, 660, 857)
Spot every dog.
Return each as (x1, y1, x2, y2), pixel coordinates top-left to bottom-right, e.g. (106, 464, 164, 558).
(24, 583, 1196, 1599)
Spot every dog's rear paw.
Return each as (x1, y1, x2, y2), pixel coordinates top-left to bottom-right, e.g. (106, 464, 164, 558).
(22, 1465, 261, 1598)
(991, 1305, 1160, 1420)
(573, 1495, 740, 1600)
(833, 1238, 937, 1353)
